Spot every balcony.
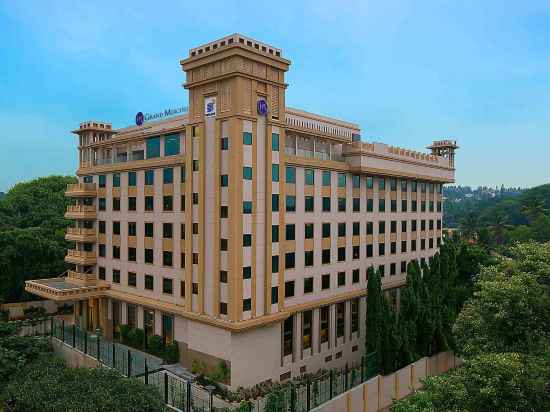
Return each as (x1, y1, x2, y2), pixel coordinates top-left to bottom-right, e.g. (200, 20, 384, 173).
(65, 183, 97, 197)
(65, 249, 97, 265)
(65, 227, 96, 242)
(65, 205, 97, 220)
(67, 270, 98, 286)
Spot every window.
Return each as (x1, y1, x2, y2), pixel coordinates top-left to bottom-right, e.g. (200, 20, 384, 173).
(304, 223, 314, 239)
(99, 198, 106, 211)
(285, 224, 295, 240)
(391, 200, 397, 212)
(285, 252, 295, 269)
(243, 201, 252, 214)
(181, 166, 186, 183)
(366, 221, 373, 235)
(353, 269, 360, 283)
(272, 225, 279, 242)
(338, 271, 346, 287)
(302, 310, 312, 349)
(421, 201, 426, 212)
(304, 251, 314, 266)
(271, 164, 279, 182)
(379, 221, 386, 234)
(322, 170, 331, 186)
(193, 223, 198, 234)
(145, 274, 154, 290)
(366, 176, 373, 189)
(163, 196, 173, 211)
(219, 271, 228, 283)
(163, 223, 173, 239)
(304, 277, 313, 294)
(113, 173, 120, 188)
(272, 194, 279, 212)
(352, 222, 360, 236)
(145, 196, 154, 211)
(113, 246, 120, 259)
(272, 255, 279, 273)
(322, 223, 331, 238)
(163, 278, 173, 294)
(192, 160, 199, 172)
(145, 249, 154, 264)
(338, 173, 346, 187)
(390, 178, 397, 191)
(99, 244, 106, 257)
(180, 281, 186, 297)
(338, 197, 346, 212)
(367, 198, 373, 212)
(421, 239, 426, 250)
(220, 136, 229, 150)
(352, 175, 360, 188)
(145, 223, 154, 237)
(220, 175, 229, 187)
(391, 221, 397, 233)
(243, 131, 252, 145)
(336, 303, 345, 338)
(351, 299, 359, 333)
(181, 195, 186, 211)
(193, 193, 198, 204)
(338, 247, 346, 261)
(379, 243, 385, 256)
(379, 264, 385, 277)
(128, 197, 136, 211)
(321, 274, 330, 290)
(112, 269, 120, 283)
(353, 198, 360, 212)
(192, 253, 198, 265)
(243, 167, 252, 180)
(164, 134, 180, 156)
(283, 316, 293, 356)
(128, 272, 137, 287)
(378, 177, 385, 190)
(379, 199, 385, 212)
(304, 169, 314, 185)
(128, 247, 136, 262)
(220, 205, 228, 218)
(401, 261, 407, 273)
(366, 244, 373, 257)
(412, 200, 418, 212)
(304, 196, 314, 212)
(99, 175, 106, 188)
(322, 249, 331, 264)
(401, 241, 407, 253)
(163, 251, 173, 267)
(161, 168, 173, 184)
(243, 299, 252, 312)
(286, 166, 296, 183)
(390, 263, 396, 276)
(402, 199, 407, 212)
(128, 171, 138, 187)
(322, 197, 331, 212)
(421, 220, 426, 231)
(391, 242, 396, 254)
(146, 136, 161, 158)
(181, 253, 185, 268)
(272, 133, 279, 151)
(113, 197, 120, 211)
(338, 222, 346, 237)
(285, 280, 295, 298)
(320, 306, 329, 343)
(243, 234, 252, 247)
(98, 221, 106, 234)
(353, 245, 360, 259)
(271, 286, 278, 304)
(286, 196, 296, 212)
(412, 239, 417, 251)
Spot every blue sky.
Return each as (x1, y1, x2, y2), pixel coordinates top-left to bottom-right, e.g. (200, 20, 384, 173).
(1, 0, 549, 191)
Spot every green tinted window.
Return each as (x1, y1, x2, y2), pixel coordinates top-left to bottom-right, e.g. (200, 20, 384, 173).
(146, 136, 161, 158)
(243, 132, 252, 145)
(338, 173, 346, 187)
(286, 166, 296, 183)
(305, 169, 314, 185)
(272, 133, 279, 151)
(164, 134, 180, 156)
(272, 164, 279, 182)
(112, 173, 120, 188)
(163, 168, 173, 184)
(128, 172, 137, 186)
(352, 175, 360, 188)
(322, 171, 331, 186)
(145, 170, 154, 185)
(243, 167, 253, 180)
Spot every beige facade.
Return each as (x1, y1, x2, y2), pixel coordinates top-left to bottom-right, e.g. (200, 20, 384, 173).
(26, 33, 457, 388)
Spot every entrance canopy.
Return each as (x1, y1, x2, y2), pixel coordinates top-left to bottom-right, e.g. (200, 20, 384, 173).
(25, 278, 110, 302)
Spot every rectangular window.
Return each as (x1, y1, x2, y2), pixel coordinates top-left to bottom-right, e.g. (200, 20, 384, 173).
(145, 222, 154, 237)
(163, 251, 173, 267)
(285, 280, 295, 298)
(221, 137, 229, 150)
(338, 222, 346, 237)
(272, 133, 279, 151)
(401, 240, 407, 253)
(272, 194, 279, 212)
(338, 247, 346, 261)
(320, 306, 329, 343)
(338, 173, 346, 188)
(366, 244, 373, 257)
(145, 196, 154, 211)
(379, 243, 385, 256)
(272, 255, 279, 273)
(304, 169, 314, 185)
(304, 250, 314, 266)
(113, 197, 120, 211)
(322, 223, 331, 238)
(181, 166, 186, 183)
(193, 160, 199, 172)
(378, 177, 385, 190)
(128, 197, 136, 211)
(304, 196, 314, 212)
(163, 278, 173, 294)
(220, 175, 229, 187)
(112, 269, 120, 283)
(304, 278, 313, 294)
(243, 234, 252, 247)
(353, 269, 360, 283)
(99, 198, 106, 211)
(302, 310, 312, 350)
(321, 274, 330, 290)
(272, 164, 279, 182)
(243, 266, 252, 279)
(286, 196, 296, 212)
(286, 166, 296, 183)
(145, 170, 154, 185)
(379, 199, 385, 212)
(338, 271, 346, 287)
(128, 171, 137, 186)
(128, 247, 136, 262)
(113, 173, 120, 188)
(163, 223, 173, 239)
(367, 198, 373, 212)
(351, 299, 359, 333)
(304, 223, 314, 239)
(163, 168, 173, 184)
(285, 252, 295, 269)
(271, 286, 278, 304)
(243, 201, 252, 214)
(98, 220, 106, 234)
(402, 199, 407, 212)
(353, 198, 360, 212)
(164, 134, 180, 156)
(99, 175, 106, 188)
(366, 221, 373, 235)
(99, 244, 106, 257)
(366, 176, 373, 189)
(128, 272, 137, 287)
(338, 197, 346, 212)
(336, 302, 345, 338)
(322, 249, 331, 264)
(145, 249, 154, 264)
(322, 197, 331, 212)
(412, 200, 418, 212)
(220, 271, 228, 283)
(243, 299, 252, 312)
(243, 167, 253, 180)
(353, 222, 360, 236)
(146, 136, 161, 158)
(243, 131, 253, 145)
(112, 221, 120, 235)
(283, 316, 293, 356)
(391, 200, 397, 212)
(145, 274, 154, 290)
(390, 178, 397, 191)
(272, 225, 279, 242)
(163, 196, 173, 211)
(322, 170, 331, 186)
(128, 222, 136, 237)
(113, 246, 120, 259)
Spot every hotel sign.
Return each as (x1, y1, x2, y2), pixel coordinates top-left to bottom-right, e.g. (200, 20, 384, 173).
(205, 96, 216, 118)
(257, 99, 268, 116)
(135, 106, 188, 126)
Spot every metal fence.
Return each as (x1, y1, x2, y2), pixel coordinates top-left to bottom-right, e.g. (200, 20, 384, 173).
(13, 317, 379, 412)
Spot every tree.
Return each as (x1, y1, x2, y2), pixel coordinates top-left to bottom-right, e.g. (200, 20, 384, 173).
(459, 211, 479, 241)
(365, 266, 382, 371)
(521, 197, 547, 224)
(397, 261, 422, 365)
(391, 353, 550, 412)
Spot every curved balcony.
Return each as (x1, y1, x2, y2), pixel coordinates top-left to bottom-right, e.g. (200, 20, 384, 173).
(65, 249, 97, 265)
(65, 183, 97, 197)
(65, 205, 97, 220)
(65, 227, 97, 242)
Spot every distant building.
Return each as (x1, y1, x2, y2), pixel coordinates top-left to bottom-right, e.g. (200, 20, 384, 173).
(26, 34, 457, 388)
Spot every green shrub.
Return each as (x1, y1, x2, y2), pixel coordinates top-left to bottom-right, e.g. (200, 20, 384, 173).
(0, 309, 8, 322)
(23, 306, 46, 319)
(147, 334, 164, 356)
(127, 327, 144, 349)
(0, 322, 16, 337)
(119, 324, 132, 345)
(163, 342, 179, 363)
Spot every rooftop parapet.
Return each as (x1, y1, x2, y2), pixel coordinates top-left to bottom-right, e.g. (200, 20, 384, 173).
(285, 108, 361, 142)
(188, 33, 283, 59)
(76, 121, 113, 131)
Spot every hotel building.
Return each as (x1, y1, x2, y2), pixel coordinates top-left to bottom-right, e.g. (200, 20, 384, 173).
(26, 34, 457, 388)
